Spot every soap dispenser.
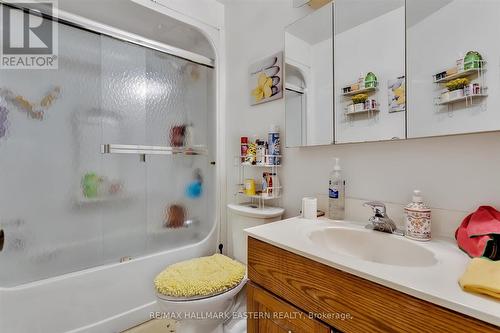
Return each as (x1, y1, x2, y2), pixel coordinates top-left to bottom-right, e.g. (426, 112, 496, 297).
(328, 158, 345, 220)
(404, 190, 431, 241)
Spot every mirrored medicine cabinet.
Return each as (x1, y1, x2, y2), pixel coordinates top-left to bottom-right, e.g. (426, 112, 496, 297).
(284, 2, 334, 147)
(285, 0, 500, 147)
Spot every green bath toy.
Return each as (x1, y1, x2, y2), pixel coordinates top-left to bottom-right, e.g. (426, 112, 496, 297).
(82, 173, 99, 198)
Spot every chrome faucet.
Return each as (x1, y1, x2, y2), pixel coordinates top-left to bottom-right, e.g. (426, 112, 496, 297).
(363, 201, 403, 235)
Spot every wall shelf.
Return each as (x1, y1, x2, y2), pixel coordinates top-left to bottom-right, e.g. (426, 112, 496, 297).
(433, 58, 487, 112)
(433, 67, 486, 83)
(240, 163, 281, 168)
(345, 108, 380, 116)
(436, 93, 488, 106)
(237, 187, 282, 200)
(239, 155, 281, 168)
(76, 193, 134, 206)
(341, 86, 377, 97)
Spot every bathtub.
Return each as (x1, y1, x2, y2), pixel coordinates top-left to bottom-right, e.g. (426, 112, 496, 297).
(0, 227, 218, 333)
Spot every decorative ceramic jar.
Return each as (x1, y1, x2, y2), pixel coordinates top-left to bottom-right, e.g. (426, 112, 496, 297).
(404, 190, 431, 241)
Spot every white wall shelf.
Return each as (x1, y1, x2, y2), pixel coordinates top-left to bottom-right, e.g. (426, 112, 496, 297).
(240, 163, 281, 168)
(433, 67, 486, 83)
(433, 59, 487, 112)
(237, 187, 282, 200)
(345, 108, 380, 116)
(341, 86, 378, 97)
(436, 93, 488, 106)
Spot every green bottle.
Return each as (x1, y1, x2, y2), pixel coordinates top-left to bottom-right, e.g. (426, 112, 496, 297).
(365, 72, 377, 88)
(464, 51, 482, 70)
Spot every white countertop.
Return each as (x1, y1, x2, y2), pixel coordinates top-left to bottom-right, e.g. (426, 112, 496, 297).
(245, 217, 500, 327)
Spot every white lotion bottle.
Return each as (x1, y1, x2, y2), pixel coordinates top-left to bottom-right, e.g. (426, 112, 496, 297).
(329, 158, 345, 220)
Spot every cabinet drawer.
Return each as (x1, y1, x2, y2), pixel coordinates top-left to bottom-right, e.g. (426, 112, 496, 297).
(247, 282, 332, 333)
(248, 237, 499, 333)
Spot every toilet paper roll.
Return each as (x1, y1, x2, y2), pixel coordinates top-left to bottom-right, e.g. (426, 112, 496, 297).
(302, 197, 317, 219)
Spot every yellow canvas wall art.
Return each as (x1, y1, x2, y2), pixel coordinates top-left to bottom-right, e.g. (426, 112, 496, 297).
(249, 51, 283, 105)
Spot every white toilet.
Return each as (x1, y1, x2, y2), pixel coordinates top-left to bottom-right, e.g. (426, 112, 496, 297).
(156, 203, 284, 333)
(227, 203, 285, 265)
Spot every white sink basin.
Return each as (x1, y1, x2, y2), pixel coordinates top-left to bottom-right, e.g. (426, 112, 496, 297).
(309, 227, 437, 267)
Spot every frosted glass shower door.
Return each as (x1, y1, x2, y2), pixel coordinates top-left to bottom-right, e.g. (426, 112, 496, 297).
(0, 5, 215, 287)
(144, 50, 216, 253)
(99, 36, 148, 261)
(0, 22, 103, 286)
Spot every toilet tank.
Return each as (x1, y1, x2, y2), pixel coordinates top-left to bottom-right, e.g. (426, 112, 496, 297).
(227, 204, 284, 264)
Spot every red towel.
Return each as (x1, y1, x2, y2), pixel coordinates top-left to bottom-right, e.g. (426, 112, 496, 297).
(455, 206, 500, 260)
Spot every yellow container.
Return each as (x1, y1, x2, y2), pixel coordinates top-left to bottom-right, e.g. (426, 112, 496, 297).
(244, 178, 256, 196)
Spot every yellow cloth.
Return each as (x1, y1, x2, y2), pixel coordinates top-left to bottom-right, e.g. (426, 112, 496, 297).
(459, 258, 500, 300)
(154, 254, 245, 298)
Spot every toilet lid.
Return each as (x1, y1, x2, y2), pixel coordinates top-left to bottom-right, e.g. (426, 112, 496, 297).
(156, 277, 247, 302)
(154, 254, 246, 300)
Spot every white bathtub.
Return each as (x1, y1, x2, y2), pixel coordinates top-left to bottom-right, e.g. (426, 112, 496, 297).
(0, 228, 218, 333)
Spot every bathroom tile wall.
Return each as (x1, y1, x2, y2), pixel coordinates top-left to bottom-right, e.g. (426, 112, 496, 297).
(224, 0, 500, 239)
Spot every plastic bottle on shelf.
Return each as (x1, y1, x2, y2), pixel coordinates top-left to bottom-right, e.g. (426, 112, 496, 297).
(268, 125, 281, 165)
(245, 135, 257, 165)
(256, 139, 265, 165)
(261, 172, 269, 197)
(240, 137, 248, 163)
(328, 158, 345, 220)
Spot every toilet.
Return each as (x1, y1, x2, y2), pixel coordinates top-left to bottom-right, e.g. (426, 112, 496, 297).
(227, 203, 285, 265)
(155, 203, 284, 333)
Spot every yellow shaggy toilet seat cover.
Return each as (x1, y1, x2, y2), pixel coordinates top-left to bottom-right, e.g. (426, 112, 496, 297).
(154, 254, 246, 299)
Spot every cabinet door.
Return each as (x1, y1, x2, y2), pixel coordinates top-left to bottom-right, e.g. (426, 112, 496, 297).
(247, 282, 331, 333)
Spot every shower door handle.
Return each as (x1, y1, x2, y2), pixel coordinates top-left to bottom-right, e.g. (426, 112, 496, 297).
(101, 144, 207, 156)
(0, 228, 4, 252)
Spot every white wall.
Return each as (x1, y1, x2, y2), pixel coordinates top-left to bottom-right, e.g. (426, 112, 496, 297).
(224, 0, 500, 240)
(224, 0, 311, 207)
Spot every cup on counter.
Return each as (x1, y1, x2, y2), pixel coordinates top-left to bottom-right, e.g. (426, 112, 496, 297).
(302, 197, 317, 219)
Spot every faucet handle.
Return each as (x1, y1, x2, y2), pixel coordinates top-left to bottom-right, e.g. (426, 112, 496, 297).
(363, 201, 386, 216)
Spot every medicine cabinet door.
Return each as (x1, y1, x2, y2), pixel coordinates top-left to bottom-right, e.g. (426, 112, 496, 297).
(334, 0, 406, 144)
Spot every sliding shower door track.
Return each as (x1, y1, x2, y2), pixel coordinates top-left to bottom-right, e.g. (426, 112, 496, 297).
(0, 1, 215, 68)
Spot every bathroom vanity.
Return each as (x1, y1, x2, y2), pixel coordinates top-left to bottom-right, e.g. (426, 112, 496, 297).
(245, 218, 500, 333)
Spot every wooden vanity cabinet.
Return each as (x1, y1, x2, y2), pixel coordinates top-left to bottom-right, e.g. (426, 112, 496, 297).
(247, 237, 500, 333)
